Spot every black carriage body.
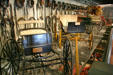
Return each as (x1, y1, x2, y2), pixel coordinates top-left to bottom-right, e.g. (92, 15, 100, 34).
(67, 22, 86, 33)
(23, 33, 52, 55)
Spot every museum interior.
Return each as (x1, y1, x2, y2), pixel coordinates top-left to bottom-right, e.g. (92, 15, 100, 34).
(0, 0, 113, 75)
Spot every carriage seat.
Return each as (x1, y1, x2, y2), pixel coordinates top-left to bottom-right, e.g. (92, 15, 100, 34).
(20, 29, 52, 56)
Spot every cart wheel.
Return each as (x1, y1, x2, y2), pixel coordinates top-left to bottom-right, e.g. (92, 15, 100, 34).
(98, 20, 105, 31)
(97, 24, 102, 31)
(63, 39, 73, 75)
(85, 25, 93, 34)
(0, 39, 20, 75)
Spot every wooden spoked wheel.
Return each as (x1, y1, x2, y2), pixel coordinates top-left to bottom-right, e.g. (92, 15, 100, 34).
(0, 39, 20, 75)
(63, 39, 73, 75)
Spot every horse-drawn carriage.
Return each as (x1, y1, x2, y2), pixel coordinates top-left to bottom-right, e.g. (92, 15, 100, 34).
(0, 18, 73, 75)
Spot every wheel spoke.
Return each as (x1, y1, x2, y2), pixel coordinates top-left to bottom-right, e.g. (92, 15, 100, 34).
(1, 61, 10, 69)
